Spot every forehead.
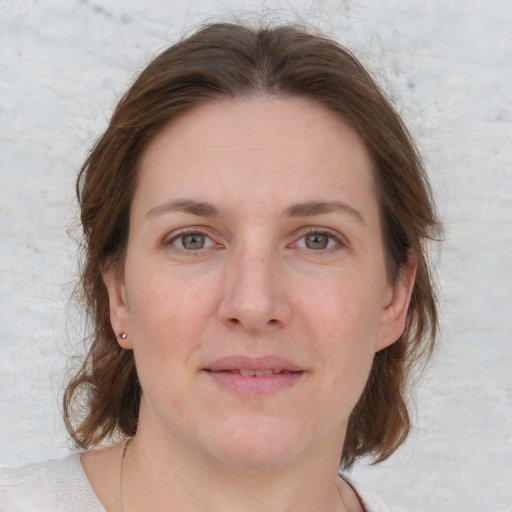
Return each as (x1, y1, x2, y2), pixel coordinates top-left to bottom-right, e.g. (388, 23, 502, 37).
(135, 96, 377, 219)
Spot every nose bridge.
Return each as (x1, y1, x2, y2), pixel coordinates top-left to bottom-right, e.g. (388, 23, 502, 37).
(219, 236, 290, 330)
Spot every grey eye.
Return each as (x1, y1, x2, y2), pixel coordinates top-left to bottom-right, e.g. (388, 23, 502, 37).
(181, 233, 206, 250)
(304, 233, 329, 250)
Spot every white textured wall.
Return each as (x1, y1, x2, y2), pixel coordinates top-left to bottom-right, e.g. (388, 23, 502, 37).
(1, 1, 511, 510)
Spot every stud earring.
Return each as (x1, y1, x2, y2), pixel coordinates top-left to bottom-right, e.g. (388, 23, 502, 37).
(119, 332, 127, 340)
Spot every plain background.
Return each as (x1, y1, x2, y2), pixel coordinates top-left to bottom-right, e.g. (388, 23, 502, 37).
(1, 1, 511, 511)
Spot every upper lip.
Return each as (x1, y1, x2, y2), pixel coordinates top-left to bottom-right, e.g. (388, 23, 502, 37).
(204, 355, 303, 373)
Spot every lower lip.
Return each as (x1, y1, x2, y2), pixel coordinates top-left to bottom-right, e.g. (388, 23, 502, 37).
(205, 371, 304, 396)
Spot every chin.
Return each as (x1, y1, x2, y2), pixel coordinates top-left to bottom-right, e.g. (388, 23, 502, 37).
(202, 417, 310, 470)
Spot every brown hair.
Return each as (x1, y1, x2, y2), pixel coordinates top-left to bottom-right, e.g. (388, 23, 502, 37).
(64, 22, 441, 469)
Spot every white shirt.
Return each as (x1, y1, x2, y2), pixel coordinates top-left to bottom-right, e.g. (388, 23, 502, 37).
(0, 454, 418, 512)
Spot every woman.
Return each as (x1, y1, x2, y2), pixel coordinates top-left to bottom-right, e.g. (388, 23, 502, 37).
(1, 23, 440, 511)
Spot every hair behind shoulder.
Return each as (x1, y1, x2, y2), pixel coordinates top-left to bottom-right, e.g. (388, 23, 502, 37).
(64, 22, 441, 468)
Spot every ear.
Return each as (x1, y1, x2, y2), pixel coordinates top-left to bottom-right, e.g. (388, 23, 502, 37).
(374, 251, 417, 352)
(102, 261, 133, 350)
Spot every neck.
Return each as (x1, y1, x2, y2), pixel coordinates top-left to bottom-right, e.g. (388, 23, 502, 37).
(121, 428, 349, 512)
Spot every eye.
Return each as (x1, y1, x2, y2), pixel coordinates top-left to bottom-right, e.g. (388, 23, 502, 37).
(295, 229, 344, 251)
(304, 233, 330, 250)
(169, 231, 216, 251)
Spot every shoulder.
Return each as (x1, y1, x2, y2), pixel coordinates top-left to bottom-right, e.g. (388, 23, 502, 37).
(345, 477, 423, 512)
(0, 454, 105, 512)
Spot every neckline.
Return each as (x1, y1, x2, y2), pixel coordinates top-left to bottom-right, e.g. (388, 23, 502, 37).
(76, 452, 109, 511)
(339, 473, 369, 512)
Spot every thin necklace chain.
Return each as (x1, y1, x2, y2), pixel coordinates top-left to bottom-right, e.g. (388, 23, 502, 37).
(120, 438, 132, 512)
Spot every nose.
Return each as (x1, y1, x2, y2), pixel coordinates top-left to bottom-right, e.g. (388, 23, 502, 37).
(217, 245, 292, 332)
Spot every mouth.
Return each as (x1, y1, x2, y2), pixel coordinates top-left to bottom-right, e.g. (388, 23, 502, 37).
(203, 356, 305, 395)
(211, 369, 298, 377)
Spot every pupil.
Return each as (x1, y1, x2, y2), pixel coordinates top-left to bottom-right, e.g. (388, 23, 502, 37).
(182, 234, 205, 250)
(305, 233, 328, 249)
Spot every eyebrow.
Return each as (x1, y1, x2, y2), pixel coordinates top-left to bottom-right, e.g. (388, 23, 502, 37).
(146, 198, 364, 224)
(285, 201, 365, 224)
(147, 199, 225, 218)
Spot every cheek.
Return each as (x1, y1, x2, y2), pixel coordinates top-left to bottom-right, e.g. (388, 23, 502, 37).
(124, 273, 208, 409)
(305, 273, 384, 342)
(123, 269, 206, 368)
(302, 275, 382, 386)
(126, 263, 213, 330)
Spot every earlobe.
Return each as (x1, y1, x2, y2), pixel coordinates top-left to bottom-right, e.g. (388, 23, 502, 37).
(102, 262, 133, 350)
(375, 252, 417, 352)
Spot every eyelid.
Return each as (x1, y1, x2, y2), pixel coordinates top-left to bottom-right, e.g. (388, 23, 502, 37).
(163, 226, 222, 251)
(292, 226, 349, 250)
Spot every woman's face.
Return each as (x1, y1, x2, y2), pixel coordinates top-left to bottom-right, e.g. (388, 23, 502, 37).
(105, 96, 414, 469)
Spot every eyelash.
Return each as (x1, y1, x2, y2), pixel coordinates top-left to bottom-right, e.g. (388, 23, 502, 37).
(294, 227, 347, 251)
(164, 228, 219, 253)
(163, 226, 348, 253)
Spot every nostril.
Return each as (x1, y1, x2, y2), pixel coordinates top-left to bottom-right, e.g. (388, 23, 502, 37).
(268, 319, 278, 324)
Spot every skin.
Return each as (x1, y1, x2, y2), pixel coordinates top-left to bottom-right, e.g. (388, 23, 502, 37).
(83, 96, 416, 512)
